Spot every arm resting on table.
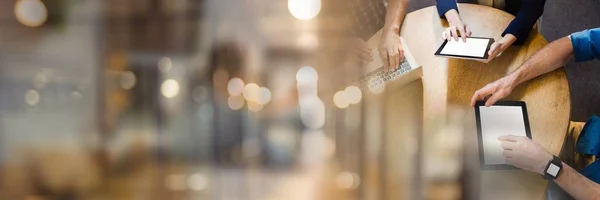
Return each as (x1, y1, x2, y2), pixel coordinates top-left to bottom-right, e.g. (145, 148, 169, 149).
(555, 163, 600, 200)
(509, 36, 573, 86)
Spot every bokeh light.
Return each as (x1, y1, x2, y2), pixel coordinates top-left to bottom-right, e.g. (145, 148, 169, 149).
(242, 83, 260, 102)
(333, 91, 349, 109)
(296, 66, 318, 84)
(345, 86, 362, 104)
(119, 71, 136, 90)
(187, 173, 208, 191)
(24, 89, 40, 106)
(158, 57, 172, 73)
(227, 78, 245, 96)
(161, 79, 180, 98)
(256, 87, 272, 105)
(336, 172, 361, 190)
(228, 95, 245, 110)
(247, 101, 263, 112)
(14, 0, 48, 27)
(288, 0, 321, 20)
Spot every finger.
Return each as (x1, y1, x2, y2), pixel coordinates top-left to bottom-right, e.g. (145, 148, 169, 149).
(500, 141, 516, 150)
(485, 91, 505, 107)
(458, 26, 467, 42)
(398, 46, 405, 65)
(393, 48, 400, 70)
(484, 57, 492, 64)
(451, 27, 459, 41)
(488, 43, 500, 56)
(388, 49, 396, 72)
(442, 31, 447, 40)
(498, 135, 520, 142)
(470, 86, 495, 107)
(470, 91, 482, 107)
(379, 50, 389, 71)
(502, 150, 516, 158)
(465, 26, 472, 37)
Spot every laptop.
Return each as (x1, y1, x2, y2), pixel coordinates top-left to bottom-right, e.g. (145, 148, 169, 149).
(353, 37, 423, 93)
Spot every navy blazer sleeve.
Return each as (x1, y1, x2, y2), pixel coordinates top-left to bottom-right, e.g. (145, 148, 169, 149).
(436, 0, 459, 19)
(502, 0, 546, 45)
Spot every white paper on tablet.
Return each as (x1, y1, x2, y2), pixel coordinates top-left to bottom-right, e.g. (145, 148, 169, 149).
(478, 106, 528, 165)
(440, 38, 490, 58)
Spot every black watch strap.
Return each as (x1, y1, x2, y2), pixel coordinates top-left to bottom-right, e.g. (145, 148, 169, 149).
(543, 155, 563, 180)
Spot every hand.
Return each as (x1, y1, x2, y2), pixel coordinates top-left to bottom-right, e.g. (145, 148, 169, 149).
(482, 34, 516, 63)
(470, 75, 518, 107)
(442, 10, 472, 42)
(343, 37, 373, 66)
(378, 29, 404, 72)
(498, 135, 553, 175)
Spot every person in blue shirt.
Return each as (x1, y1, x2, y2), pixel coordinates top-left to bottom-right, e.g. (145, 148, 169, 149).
(470, 28, 600, 199)
(436, 0, 546, 63)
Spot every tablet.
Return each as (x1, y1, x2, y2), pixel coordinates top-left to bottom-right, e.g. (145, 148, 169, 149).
(434, 37, 495, 60)
(474, 101, 532, 170)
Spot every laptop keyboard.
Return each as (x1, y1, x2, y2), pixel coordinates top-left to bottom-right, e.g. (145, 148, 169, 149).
(356, 58, 412, 90)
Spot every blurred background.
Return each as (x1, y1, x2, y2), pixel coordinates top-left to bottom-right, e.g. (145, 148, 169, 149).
(0, 0, 469, 199)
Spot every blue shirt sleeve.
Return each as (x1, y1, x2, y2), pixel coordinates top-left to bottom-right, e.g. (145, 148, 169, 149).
(570, 28, 600, 62)
(436, 0, 458, 19)
(502, 0, 546, 45)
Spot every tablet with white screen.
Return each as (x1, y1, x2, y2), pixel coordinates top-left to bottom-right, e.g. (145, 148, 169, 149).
(435, 37, 494, 60)
(474, 101, 532, 170)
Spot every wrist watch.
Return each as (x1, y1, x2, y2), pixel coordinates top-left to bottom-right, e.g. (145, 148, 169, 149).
(542, 155, 563, 180)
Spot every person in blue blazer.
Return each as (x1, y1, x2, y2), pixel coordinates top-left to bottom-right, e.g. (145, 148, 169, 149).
(436, 0, 546, 63)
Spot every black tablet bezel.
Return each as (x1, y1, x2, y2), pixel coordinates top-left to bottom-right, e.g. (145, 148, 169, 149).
(434, 37, 495, 60)
(474, 100, 532, 170)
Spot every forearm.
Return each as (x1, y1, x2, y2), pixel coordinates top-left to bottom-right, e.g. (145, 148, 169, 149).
(383, 0, 409, 33)
(554, 163, 600, 200)
(436, 0, 458, 20)
(443, 9, 461, 24)
(509, 36, 573, 86)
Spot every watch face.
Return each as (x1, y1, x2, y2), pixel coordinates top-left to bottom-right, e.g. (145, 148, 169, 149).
(547, 163, 561, 177)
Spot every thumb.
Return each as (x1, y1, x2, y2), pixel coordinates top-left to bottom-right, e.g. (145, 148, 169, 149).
(488, 42, 500, 55)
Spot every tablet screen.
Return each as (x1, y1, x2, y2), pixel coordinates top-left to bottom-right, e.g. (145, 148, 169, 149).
(478, 105, 528, 165)
(440, 38, 491, 58)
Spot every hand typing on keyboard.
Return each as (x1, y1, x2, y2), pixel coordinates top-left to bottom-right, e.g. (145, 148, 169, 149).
(378, 29, 405, 72)
(356, 58, 412, 91)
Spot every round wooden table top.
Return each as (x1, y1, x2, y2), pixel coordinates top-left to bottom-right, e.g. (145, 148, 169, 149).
(366, 4, 570, 200)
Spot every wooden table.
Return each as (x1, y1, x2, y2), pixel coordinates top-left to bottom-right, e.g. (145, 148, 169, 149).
(364, 4, 570, 200)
